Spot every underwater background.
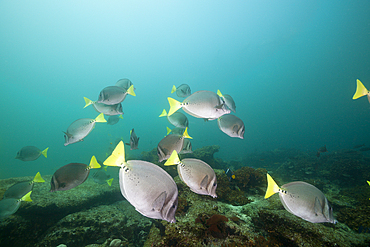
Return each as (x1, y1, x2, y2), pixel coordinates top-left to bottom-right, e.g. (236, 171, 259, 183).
(1, 1, 370, 247)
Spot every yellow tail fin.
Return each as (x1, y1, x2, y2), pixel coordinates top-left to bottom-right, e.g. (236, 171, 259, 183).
(182, 127, 192, 139)
(164, 150, 180, 166)
(103, 165, 108, 171)
(95, 113, 107, 123)
(171, 85, 176, 94)
(367, 181, 370, 186)
(107, 178, 114, 186)
(353, 79, 369, 99)
(167, 97, 182, 116)
(21, 191, 32, 202)
(119, 115, 123, 119)
(33, 172, 45, 183)
(217, 89, 224, 98)
(104, 141, 126, 167)
(41, 147, 48, 158)
(159, 109, 168, 117)
(89, 156, 101, 169)
(264, 174, 281, 199)
(83, 97, 94, 108)
(127, 85, 136, 96)
(166, 127, 172, 135)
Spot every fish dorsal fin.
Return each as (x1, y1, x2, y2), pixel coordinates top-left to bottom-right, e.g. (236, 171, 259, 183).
(119, 114, 123, 119)
(83, 97, 95, 108)
(33, 172, 45, 183)
(127, 84, 136, 96)
(21, 191, 32, 202)
(353, 79, 369, 99)
(314, 196, 323, 216)
(95, 113, 107, 123)
(89, 156, 101, 169)
(200, 175, 209, 189)
(167, 97, 182, 116)
(171, 85, 176, 94)
(152, 191, 167, 212)
(164, 150, 180, 166)
(159, 109, 168, 117)
(104, 141, 126, 167)
(182, 127, 192, 139)
(264, 174, 281, 199)
(106, 178, 114, 186)
(41, 147, 49, 158)
(217, 89, 224, 98)
(166, 127, 172, 135)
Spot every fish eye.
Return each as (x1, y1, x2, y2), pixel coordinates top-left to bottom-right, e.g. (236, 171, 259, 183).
(213, 183, 216, 186)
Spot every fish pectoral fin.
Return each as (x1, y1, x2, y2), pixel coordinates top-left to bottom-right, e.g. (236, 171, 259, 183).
(200, 175, 209, 189)
(314, 197, 323, 216)
(152, 191, 167, 212)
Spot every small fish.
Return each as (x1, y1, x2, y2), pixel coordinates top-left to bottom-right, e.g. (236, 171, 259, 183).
(265, 174, 337, 224)
(104, 141, 178, 223)
(97, 85, 135, 105)
(217, 114, 245, 139)
(159, 109, 189, 128)
(0, 191, 32, 219)
(167, 90, 230, 120)
(50, 156, 101, 192)
(225, 168, 235, 181)
(92, 171, 113, 186)
(217, 90, 236, 113)
(171, 84, 191, 98)
(157, 127, 192, 162)
(64, 113, 106, 146)
(15, 146, 48, 161)
(353, 79, 370, 103)
(125, 128, 139, 150)
(115, 78, 134, 91)
(107, 115, 123, 125)
(165, 150, 217, 198)
(318, 145, 327, 153)
(83, 97, 123, 116)
(4, 172, 44, 199)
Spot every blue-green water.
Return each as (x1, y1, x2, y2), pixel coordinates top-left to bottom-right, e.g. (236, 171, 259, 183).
(1, 1, 370, 180)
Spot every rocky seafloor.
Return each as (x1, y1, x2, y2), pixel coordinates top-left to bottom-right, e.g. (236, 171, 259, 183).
(1, 145, 370, 247)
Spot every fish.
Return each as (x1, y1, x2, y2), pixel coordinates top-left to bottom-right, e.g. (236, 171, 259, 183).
(3, 172, 44, 199)
(179, 138, 192, 154)
(115, 78, 134, 91)
(104, 141, 178, 223)
(353, 79, 370, 103)
(15, 146, 48, 161)
(360, 147, 370, 152)
(166, 127, 185, 136)
(217, 114, 245, 139)
(159, 109, 189, 128)
(0, 191, 32, 219)
(217, 90, 236, 113)
(165, 150, 217, 198)
(83, 97, 124, 116)
(50, 156, 101, 192)
(107, 115, 123, 125)
(167, 90, 230, 120)
(63, 113, 107, 146)
(225, 168, 235, 181)
(353, 144, 365, 149)
(265, 174, 337, 224)
(157, 127, 192, 162)
(97, 85, 135, 105)
(92, 171, 113, 186)
(171, 84, 191, 98)
(318, 145, 327, 153)
(125, 128, 139, 150)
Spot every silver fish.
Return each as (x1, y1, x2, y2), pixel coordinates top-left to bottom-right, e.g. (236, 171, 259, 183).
(15, 146, 48, 161)
(4, 172, 44, 199)
(0, 191, 32, 219)
(159, 109, 189, 128)
(125, 128, 139, 150)
(84, 97, 123, 116)
(104, 141, 178, 223)
(107, 115, 123, 125)
(92, 171, 113, 186)
(157, 128, 192, 162)
(217, 114, 245, 139)
(64, 113, 106, 146)
(171, 84, 191, 98)
(265, 174, 337, 224)
(168, 90, 230, 120)
(97, 85, 135, 105)
(165, 150, 217, 198)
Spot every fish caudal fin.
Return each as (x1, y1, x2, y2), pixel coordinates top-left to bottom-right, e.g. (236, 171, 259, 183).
(21, 191, 32, 202)
(33, 172, 45, 183)
(83, 97, 94, 108)
(164, 150, 180, 166)
(107, 178, 114, 186)
(41, 147, 49, 158)
(159, 109, 168, 117)
(104, 141, 126, 167)
(119, 115, 123, 119)
(127, 85, 136, 96)
(167, 97, 182, 116)
(183, 127, 192, 139)
(265, 174, 280, 199)
(367, 181, 370, 186)
(166, 127, 171, 135)
(217, 89, 224, 98)
(103, 165, 108, 171)
(89, 156, 101, 169)
(353, 79, 369, 99)
(95, 113, 107, 123)
(171, 85, 176, 94)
